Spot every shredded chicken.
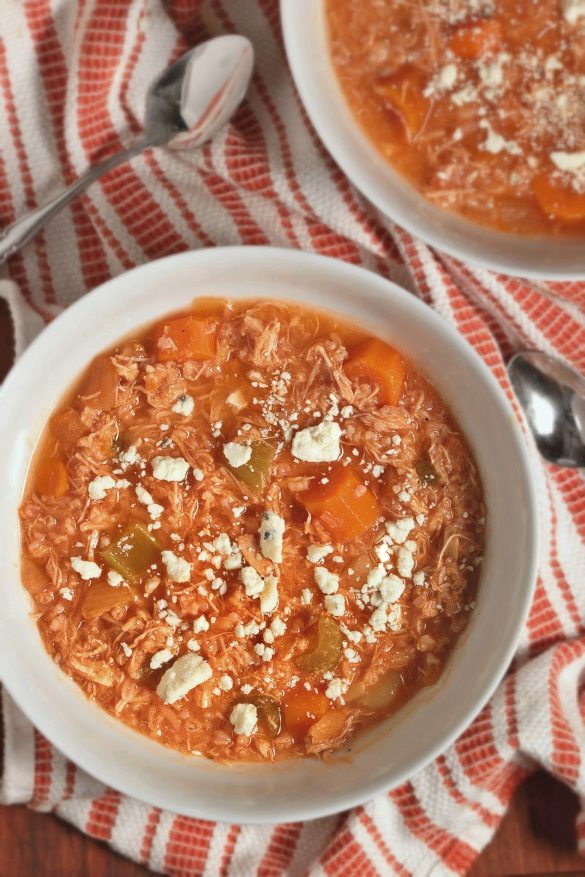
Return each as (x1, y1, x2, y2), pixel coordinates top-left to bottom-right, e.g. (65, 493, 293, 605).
(19, 298, 485, 763)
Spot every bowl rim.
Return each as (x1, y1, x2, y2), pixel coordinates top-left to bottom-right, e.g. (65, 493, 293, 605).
(280, 0, 585, 280)
(0, 246, 539, 821)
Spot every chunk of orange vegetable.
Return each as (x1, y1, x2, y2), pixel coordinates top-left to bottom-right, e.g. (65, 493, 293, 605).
(298, 465, 380, 542)
(533, 173, 585, 223)
(283, 690, 329, 741)
(448, 19, 502, 60)
(36, 459, 68, 498)
(80, 357, 118, 410)
(191, 296, 229, 318)
(374, 64, 429, 139)
(344, 337, 405, 406)
(155, 315, 216, 363)
(82, 582, 134, 620)
(50, 408, 84, 446)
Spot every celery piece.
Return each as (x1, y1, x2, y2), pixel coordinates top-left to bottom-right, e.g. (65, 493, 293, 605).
(297, 616, 342, 674)
(228, 441, 275, 492)
(100, 522, 161, 583)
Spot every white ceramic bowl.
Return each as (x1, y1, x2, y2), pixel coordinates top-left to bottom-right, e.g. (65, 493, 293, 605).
(0, 247, 537, 822)
(281, 1, 585, 280)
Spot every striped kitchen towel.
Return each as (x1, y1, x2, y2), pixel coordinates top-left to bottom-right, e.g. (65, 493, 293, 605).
(1, 1, 584, 875)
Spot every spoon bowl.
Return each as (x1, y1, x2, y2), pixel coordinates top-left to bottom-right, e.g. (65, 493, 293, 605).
(145, 35, 254, 149)
(508, 350, 585, 468)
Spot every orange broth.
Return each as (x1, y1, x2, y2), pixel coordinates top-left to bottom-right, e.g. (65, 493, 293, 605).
(327, 0, 585, 235)
(19, 298, 485, 762)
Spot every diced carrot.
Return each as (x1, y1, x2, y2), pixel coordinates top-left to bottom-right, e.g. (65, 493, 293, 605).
(82, 582, 134, 620)
(533, 173, 585, 223)
(50, 408, 84, 446)
(283, 690, 329, 741)
(298, 465, 380, 542)
(80, 357, 118, 410)
(36, 459, 68, 498)
(155, 316, 217, 363)
(21, 556, 49, 594)
(374, 64, 430, 139)
(344, 337, 406, 406)
(448, 19, 502, 60)
(191, 296, 229, 318)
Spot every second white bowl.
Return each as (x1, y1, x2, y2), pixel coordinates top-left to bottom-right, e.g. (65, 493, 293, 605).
(281, 0, 585, 279)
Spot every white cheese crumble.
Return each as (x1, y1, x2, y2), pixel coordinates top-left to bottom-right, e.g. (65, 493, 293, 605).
(135, 484, 154, 505)
(370, 604, 389, 632)
(223, 442, 251, 468)
(226, 389, 247, 411)
(218, 674, 233, 691)
(325, 677, 347, 703)
(479, 120, 521, 156)
(425, 62, 458, 96)
(119, 445, 142, 469)
(413, 571, 427, 587)
(193, 468, 204, 482)
(71, 557, 102, 580)
(213, 533, 232, 556)
(223, 551, 243, 571)
(380, 574, 406, 604)
(270, 617, 286, 637)
(301, 588, 313, 605)
(385, 517, 415, 544)
(151, 455, 189, 482)
(230, 702, 258, 736)
(107, 571, 124, 588)
(550, 150, 585, 173)
(88, 475, 116, 500)
(325, 594, 345, 617)
(135, 484, 164, 520)
(260, 575, 279, 614)
(150, 648, 174, 670)
(478, 53, 509, 88)
(307, 543, 334, 564)
(241, 566, 265, 598)
(563, 0, 585, 23)
(59, 587, 73, 601)
(291, 421, 341, 463)
(397, 546, 415, 579)
(254, 643, 274, 662)
(314, 567, 339, 595)
(161, 550, 191, 583)
(193, 615, 210, 633)
(156, 654, 212, 704)
(172, 394, 194, 416)
(258, 510, 285, 563)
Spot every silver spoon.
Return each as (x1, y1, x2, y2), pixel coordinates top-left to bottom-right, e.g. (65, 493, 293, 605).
(508, 350, 585, 468)
(0, 35, 254, 264)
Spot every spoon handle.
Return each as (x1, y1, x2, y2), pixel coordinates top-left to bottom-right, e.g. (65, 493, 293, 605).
(0, 139, 150, 265)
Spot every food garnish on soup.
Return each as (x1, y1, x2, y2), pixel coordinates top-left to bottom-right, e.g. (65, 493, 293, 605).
(20, 298, 485, 761)
(327, 0, 585, 235)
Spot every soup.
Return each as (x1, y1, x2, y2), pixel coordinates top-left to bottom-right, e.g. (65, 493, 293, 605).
(20, 298, 485, 761)
(327, 0, 585, 236)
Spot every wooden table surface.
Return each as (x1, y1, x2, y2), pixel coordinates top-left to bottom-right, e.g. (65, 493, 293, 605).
(1, 298, 583, 877)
